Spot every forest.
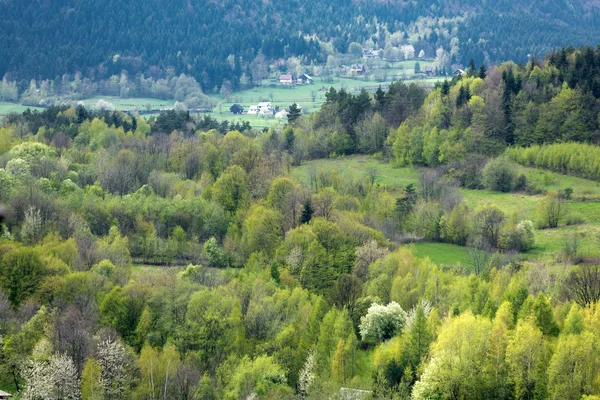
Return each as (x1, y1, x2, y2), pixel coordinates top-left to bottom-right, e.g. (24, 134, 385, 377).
(0, 45, 600, 399)
(2, 0, 600, 91)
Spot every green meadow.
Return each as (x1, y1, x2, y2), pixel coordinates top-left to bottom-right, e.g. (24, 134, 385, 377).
(293, 155, 600, 262)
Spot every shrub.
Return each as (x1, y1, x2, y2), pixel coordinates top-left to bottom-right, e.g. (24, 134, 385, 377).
(499, 220, 536, 252)
(565, 212, 586, 226)
(536, 192, 566, 229)
(513, 174, 528, 192)
(482, 157, 516, 192)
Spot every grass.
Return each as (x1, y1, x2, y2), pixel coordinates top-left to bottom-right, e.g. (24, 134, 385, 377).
(409, 242, 472, 266)
(291, 155, 419, 191)
(0, 101, 44, 115)
(517, 165, 600, 200)
(78, 96, 176, 111)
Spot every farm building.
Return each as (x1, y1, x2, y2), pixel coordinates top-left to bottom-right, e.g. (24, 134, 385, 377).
(247, 105, 259, 115)
(297, 74, 313, 85)
(453, 69, 465, 76)
(279, 74, 293, 85)
(229, 104, 244, 114)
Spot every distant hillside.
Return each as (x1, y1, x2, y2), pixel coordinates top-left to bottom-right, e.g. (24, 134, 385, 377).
(1, 0, 599, 89)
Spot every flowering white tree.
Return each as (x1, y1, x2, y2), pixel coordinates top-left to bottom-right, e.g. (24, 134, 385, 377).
(298, 347, 316, 398)
(359, 302, 407, 343)
(401, 45, 415, 60)
(21, 353, 80, 400)
(97, 339, 128, 400)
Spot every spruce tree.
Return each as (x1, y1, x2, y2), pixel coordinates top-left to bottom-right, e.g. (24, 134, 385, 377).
(441, 80, 450, 96)
(479, 64, 487, 79)
(300, 199, 314, 224)
(287, 103, 301, 124)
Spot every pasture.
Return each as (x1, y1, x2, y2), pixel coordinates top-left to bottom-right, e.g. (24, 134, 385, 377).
(293, 155, 600, 262)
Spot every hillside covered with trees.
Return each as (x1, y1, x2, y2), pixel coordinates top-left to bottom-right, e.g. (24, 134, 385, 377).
(2, 0, 600, 91)
(1, 45, 600, 399)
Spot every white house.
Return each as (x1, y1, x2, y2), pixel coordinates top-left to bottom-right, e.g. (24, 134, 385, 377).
(247, 105, 259, 115)
(257, 102, 274, 116)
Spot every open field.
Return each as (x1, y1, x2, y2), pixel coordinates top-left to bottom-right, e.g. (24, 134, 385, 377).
(291, 156, 419, 190)
(293, 155, 600, 262)
(78, 96, 176, 111)
(0, 101, 44, 116)
(409, 242, 472, 266)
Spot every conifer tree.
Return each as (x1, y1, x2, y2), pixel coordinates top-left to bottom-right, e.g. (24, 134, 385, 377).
(300, 199, 314, 225)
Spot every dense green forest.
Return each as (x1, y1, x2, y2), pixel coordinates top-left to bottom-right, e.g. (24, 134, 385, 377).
(2, 0, 600, 91)
(1, 46, 600, 399)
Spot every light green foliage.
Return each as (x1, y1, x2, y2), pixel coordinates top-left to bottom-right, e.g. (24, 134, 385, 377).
(506, 142, 600, 181)
(440, 203, 471, 245)
(412, 312, 493, 399)
(212, 165, 248, 214)
(223, 355, 288, 400)
(547, 332, 599, 400)
(5, 157, 30, 177)
(243, 205, 284, 257)
(506, 318, 548, 400)
(563, 303, 585, 335)
(203, 237, 227, 267)
(535, 192, 566, 229)
(81, 359, 103, 400)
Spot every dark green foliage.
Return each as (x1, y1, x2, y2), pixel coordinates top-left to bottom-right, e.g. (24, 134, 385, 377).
(300, 199, 314, 224)
(482, 158, 516, 193)
(287, 104, 301, 124)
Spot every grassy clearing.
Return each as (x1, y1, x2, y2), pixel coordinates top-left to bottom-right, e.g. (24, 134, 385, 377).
(517, 165, 600, 200)
(291, 156, 419, 190)
(0, 101, 44, 115)
(409, 242, 472, 266)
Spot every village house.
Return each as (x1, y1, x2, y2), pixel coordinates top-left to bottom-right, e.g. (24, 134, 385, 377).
(349, 64, 366, 75)
(362, 48, 379, 59)
(258, 102, 274, 116)
(229, 104, 244, 114)
(279, 74, 293, 85)
(247, 105, 259, 115)
(453, 68, 465, 76)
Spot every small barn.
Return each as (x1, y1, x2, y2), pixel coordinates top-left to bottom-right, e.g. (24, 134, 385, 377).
(230, 104, 244, 114)
(298, 74, 313, 85)
(0, 390, 12, 400)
